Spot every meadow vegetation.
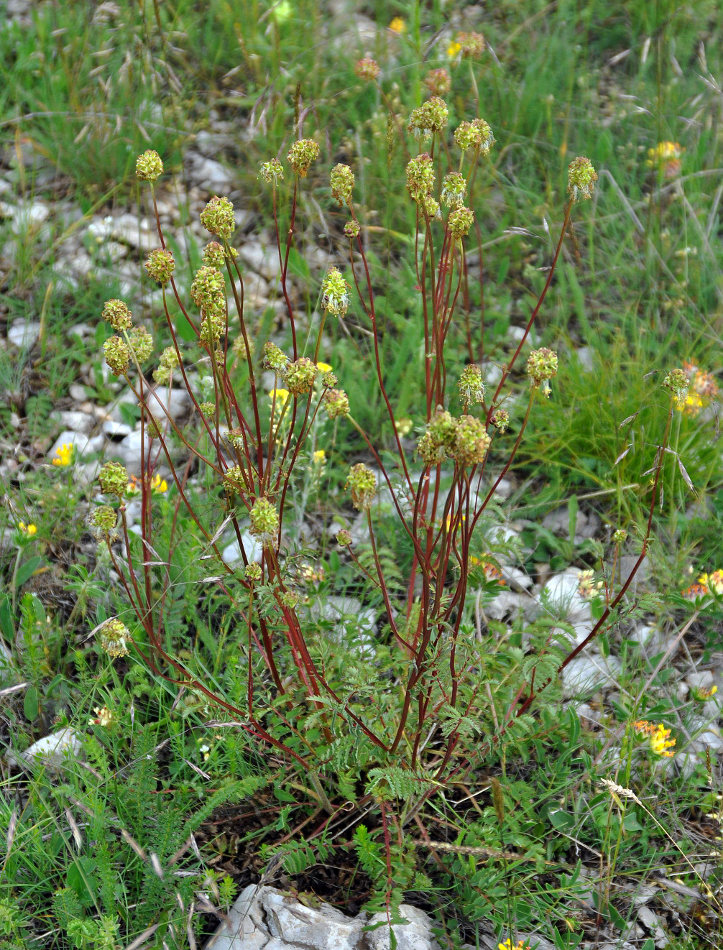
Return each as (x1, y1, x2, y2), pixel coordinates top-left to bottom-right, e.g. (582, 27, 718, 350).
(0, 2, 721, 949)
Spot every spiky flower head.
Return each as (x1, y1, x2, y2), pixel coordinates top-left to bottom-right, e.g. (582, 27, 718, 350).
(284, 357, 317, 395)
(200, 196, 236, 240)
(451, 415, 491, 466)
(321, 370, 338, 388)
(527, 347, 558, 388)
(417, 431, 447, 466)
(145, 248, 175, 286)
(321, 267, 351, 316)
(127, 325, 153, 363)
(567, 157, 598, 202)
(104, 336, 131, 376)
(223, 465, 245, 493)
(263, 342, 288, 373)
(458, 364, 485, 406)
(490, 408, 509, 433)
(448, 206, 474, 238)
(202, 242, 226, 268)
(89, 506, 117, 539)
(421, 195, 441, 220)
(344, 219, 361, 239)
(441, 172, 467, 208)
(323, 388, 350, 419)
(135, 150, 163, 182)
(457, 31, 485, 58)
(102, 299, 132, 332)
(346, 463, 376, 511)
(249, 497, 280, 545)
(287, 138, 320, 178)
(428, 407, 456, 447)
(355, 57, 380, 80)
(406, 153, 435, 203)
(152, 346, 180, 385)
(612, 528, 628, 544)
(99, 618, 131, 658)
(330, 164, 355, 206)
(98, 461, 129, 498)
(663, 367, 689, 402)
(336, 529, 353, 547)
(245, 563, 262, 582)
(424, 68, 451, 96)
(259, 158, 284, 186)
(191, 266, 226, 316)
(454, 118, 494, 154)
(408, 97, 449, 139)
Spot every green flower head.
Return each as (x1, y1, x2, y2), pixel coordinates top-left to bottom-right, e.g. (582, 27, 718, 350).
(330, 164, 355, 206)
(321, 267, 350, 316)
(567, 156, 598, 202)
(287, 139, 320, 178)
(98, 461, 129, 498)
(103, 336, 131, 376)
(102, 299, 132, 332)
(135, 150, 163, 182)
(249, 497, 280, 545)
(346, 463, 376, 511)
(284, 357, 317, 395)
(145, 248, 175, 286)
(200, 196, 236, 240)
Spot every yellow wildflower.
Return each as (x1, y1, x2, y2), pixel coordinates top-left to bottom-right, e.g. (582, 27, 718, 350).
(313, 449, 326, 465)
(698, 570, 723, 595)
(52, 443, 75, 467)
(89, 706, 114, 727)
(389, 16, 405, 33)
(269, 388, 290, 407)
(447, 40, 462, 59)
(647, 141, 683, 178)
(150, 473, 168, 494)
(692, 684, 718, 702)
(498, 940, 530, 950)
(316, 362, 332, 374)
(634, 720, 676, 757)
(18, 522, 37, 537)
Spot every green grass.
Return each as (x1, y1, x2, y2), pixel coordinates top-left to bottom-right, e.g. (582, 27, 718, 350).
(1, 0, 721, 947)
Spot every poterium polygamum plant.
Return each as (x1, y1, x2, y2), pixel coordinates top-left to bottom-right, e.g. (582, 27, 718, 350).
(96, 122, 667, 846)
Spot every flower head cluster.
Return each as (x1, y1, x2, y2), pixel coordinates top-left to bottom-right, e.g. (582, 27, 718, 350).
(344, 219, 361, 239)
(89, 506, 117, 540)
(388, 16, 405, 33)
(287, 139, 320, 177)
(647, 141, 683, 179)
(263, 342, 289, 373)
(456, 31, 485, 58)
(454, 118, 495, 154)
(284, 357, 317, 395)
(99, 618, 131, 658)
(458, 364, 485, 406)
(448, 206, 474, 238)
(330, 164, 355, 205)
(321, 267, 350, 316)
(52, 442, 75, 467)
(451, 414, 491, 465)
(567, 156, 598, 202)
(127, 325, 153, 363)
(346, 463, 376, 511)
(683, 569, 723, 601)
(577, 569, 603, 600)
(417, 408, 455, 465)
(17, 521, 37, 537)
(249, 497, 280, 545)
(441, 172, 467, 208)
(406, 153, 435, 203)
(662, 367, 689, 402)
(200, 196, 236, 240)
(498, 940, 530, 950)
(135, 150, 163, 182)
(634, 720, 676, 758)
(527, 348, 558, 397)
(98, 461, 129, 498)
(102, 299, 132, 332)
(191, 266, 226, 343)
(424, 68, 451, 96)
(612, 528, 628, 544)
(202, 242, 226, 268)
(144, 248, 175, 286)
(692, 683, 718, 702)
(259, 158, 284, 186)
(153, 345, 180, 385)
(355, 57, 380, 81)
(323, 388, 350, 419)
(491, 409, 509, 433)
(408, 97, 449, 139)
(676, 361, 718, 416)
(104, 336, 131, 375)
